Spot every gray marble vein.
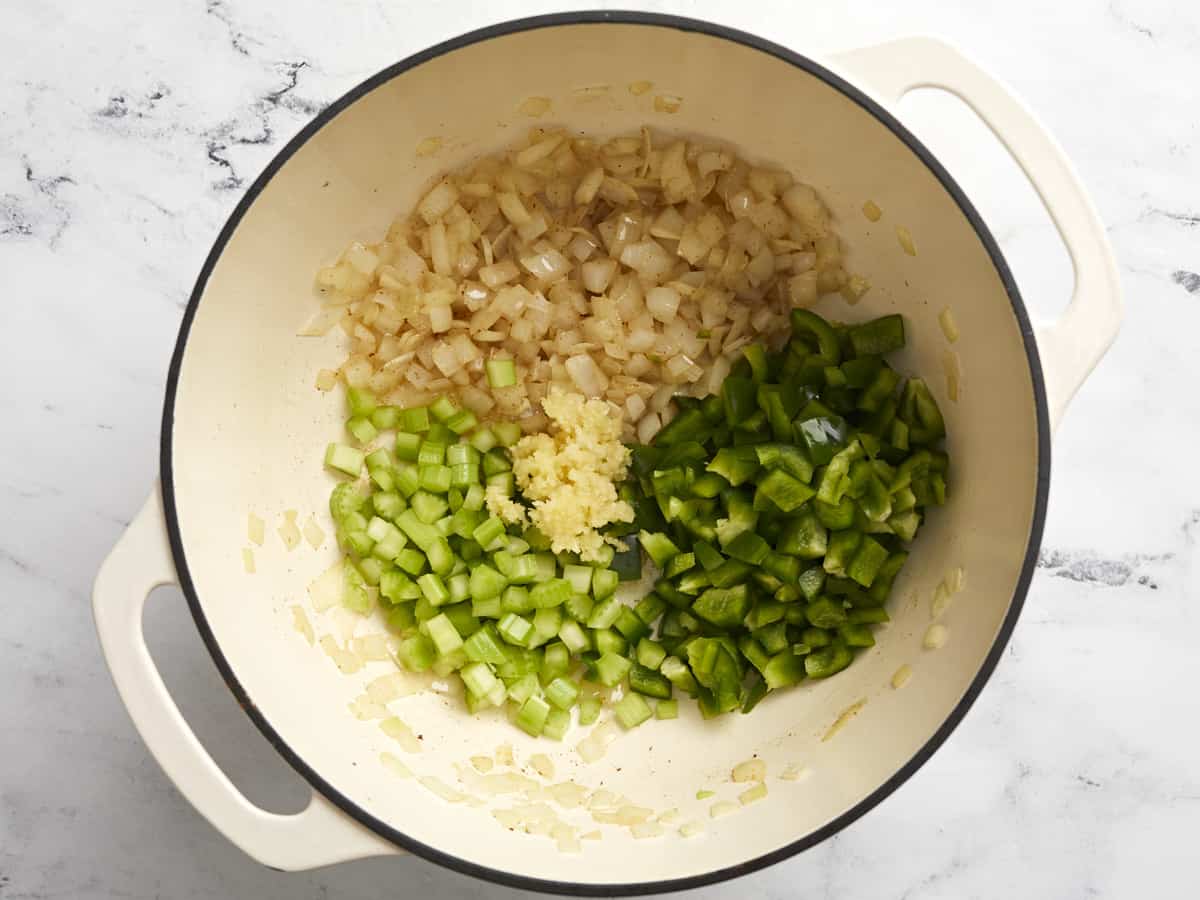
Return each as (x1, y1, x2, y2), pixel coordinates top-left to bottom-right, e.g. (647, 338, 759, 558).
(2, 0, 1198, 898)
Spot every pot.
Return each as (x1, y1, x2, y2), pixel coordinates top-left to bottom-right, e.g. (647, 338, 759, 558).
(93, 12, 1121, 895)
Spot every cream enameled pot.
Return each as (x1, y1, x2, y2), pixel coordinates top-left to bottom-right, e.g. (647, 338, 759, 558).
(93, 13, 1121, 895)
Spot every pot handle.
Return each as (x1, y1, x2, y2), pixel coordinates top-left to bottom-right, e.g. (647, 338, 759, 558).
(831, 37, 1122, 430)
(92, 484, 400, 870)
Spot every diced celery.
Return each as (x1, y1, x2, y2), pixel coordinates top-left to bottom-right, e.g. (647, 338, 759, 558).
(541, 642, 570, 683)
(461, 661, 499, 697)
(417, 573, 451, 606)
(347, 416, 378, 445)
(530, 578, 573, 609)
(469, 427, 498, 453)
(636, 638, 668, 670)
(400, 406, 430, 433)
(446, 410, 478, 435)
(418, 441, 446, 466)
(498, 612, 534, 646)
(325, 443, 364, 477)
(564, 592, 594, 623)
(447, 572, 471, 605)
(591, 568, 619, 600)
(501, 585, 532, 613)
(578, 695, 602, 725)
(347, 386, 377, 417)
(656, 699, 679, 720)
(426, 613, 464, 656)
(472, 516, 507, 551)
(532, 608, 563, 645)
(486, 358, 517, 388)
(516, 695, 551, 736)
(356, 556, 384, 587)
(543, 707, 571, 740)
(397, 634, 436, 672)
(614, 692, 653, 729)
(586, 596, 622, 629)
(557, 619, 589, 653)
(562, 564, 593, 595)
(493, 421, 522, 447)
(464, 627, 507, 664)
(544, 676, 579, 710)
(595, 652, 631, 687)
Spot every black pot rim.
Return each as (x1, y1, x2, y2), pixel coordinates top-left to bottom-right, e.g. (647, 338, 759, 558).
(160, 10, 1050, 897)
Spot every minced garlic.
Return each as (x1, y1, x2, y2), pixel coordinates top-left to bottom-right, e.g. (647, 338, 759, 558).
(500, 389, 634, 561)
(485, 483, 528, 526)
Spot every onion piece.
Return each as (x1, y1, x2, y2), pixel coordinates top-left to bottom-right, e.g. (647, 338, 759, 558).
(565, 354, 609, 397)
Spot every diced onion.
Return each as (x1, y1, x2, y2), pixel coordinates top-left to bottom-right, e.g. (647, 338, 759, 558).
(923, 624, 949, 650)
(739, 783, 768, 805)
(731, 759, 766, 783)
(417, 181, 459, 224)
(315, 128, 850, 442)
(939, 307, 960, 343)
(565, 354, 609, 397)
(645, 286, 680, 323)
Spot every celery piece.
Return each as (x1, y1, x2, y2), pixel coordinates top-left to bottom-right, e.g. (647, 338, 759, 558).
(426, 613, 463, 656)
(447, 573, 471, 605)
(446, 410, 478, 435)
(636, 638, 668, 670)
(394, 547, 425, 577)
(530, 578, 573, 609)
(595, 652, 632, 687)
(346, 416, 377, 445)
(586, 596, 623, 630)
(532, 608, 563, 646)
(543, 707, 571, 740)
(397, 634, 436, 672)
(501, 586, 532, 614)
(400, 406, 430, 433)
(591, 568, 619, 600)
(429, 395, 460, 423)
(544, 676, 579, 710)
(562, 564, 593, 595)
(516, 695, 551, 736)
(541, 643, 570, 683)
(486, 358, 517, 388)
(325, 443, 364, 477)
(557, 619, 589, 653)
(493, 421, 522, 447)
(426, 537, 455, 575)
(417, 573, 451, 606)
(469, 427, 498, 453)
(472, 517, 506, 552)
(498, 612, 534, 646)
(468, 563, 507, 602)
(463, 627, 507, 664)
(614, 692, 653, 729)
(564, 592, 594, 623)
(592, 628, 627, 658)
(578, 695, 602, 726)
(370, 405, 400, 431)
(461, 662, 499, 698)
(394, 432, 422, 462)
(385, 602, 416, 632)
(461, 484, 486, 511)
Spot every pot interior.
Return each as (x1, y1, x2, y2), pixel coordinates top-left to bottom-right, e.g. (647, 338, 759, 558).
(166, 19, 1044, 890)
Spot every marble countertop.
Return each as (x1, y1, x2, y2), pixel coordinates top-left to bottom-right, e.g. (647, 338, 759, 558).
(3, 0, 1197, 897)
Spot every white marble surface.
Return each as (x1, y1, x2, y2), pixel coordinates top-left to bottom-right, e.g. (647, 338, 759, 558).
(3, 0, 1198, 896)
